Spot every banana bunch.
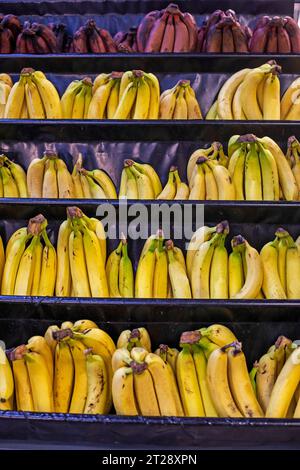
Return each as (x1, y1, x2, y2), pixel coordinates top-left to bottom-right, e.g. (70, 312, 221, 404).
(0, 74, 13, 118)
(135, 232, 191, 299)
(208, 61, 281, 120)
(228, 134, 298, 201)
(112, 346, 183, 417)
(119, 159, 162, 199)
(117, 327, 152, 353)
(72, 153, 117, 199)
(0, 153, 28, 197)
(11, 319, 115, 414)
(1, 214, 57, 296)
(61, 77, 93, 119)
(4, 68, 62, 119)
(159, 79, 202, 119)
(0, 235, 4, 285)
(176, 325, 237, 417)
(157, 166, 189, 200)
(27, 151, 74, 198)
(260, 228, 300, 299)
(56, 207, 108, 297)
(87, 70, 160, 120)
(0, 346, 14, 411)
(286, 136, 300, 197)
(281, 77, 300, 120)
(106, 236, 134, 297)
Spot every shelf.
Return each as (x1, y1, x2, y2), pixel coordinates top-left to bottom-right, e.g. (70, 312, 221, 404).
(0, 119, 299, 142)
(2, 53, 300, 74)
(1, 296, 300, 322)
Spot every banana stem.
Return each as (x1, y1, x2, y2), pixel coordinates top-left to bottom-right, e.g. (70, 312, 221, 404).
(27, 214, 47, 236)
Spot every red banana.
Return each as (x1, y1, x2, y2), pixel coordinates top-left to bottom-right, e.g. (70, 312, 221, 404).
(182, 12, 198, 51)
(266, 24, 278, 53)
(113, 31, 127, 46)
(205, 23, 222, 53)
(1, 14, 21, 39)
(197, 25, 207, 52)
(173, 14, 190, 52)
(16, 32, 27, 53)
(144, 9, 168, 52)
(32, 33, 51, 53)
(232, 21, 249, 52)
(284, 16, 300, 53)
(31, 23, 58, 52)
(136, 10, 160, 52)
(0, 26, 14, 53)
(249, 22, 270, 52)
(206, 10, 225, 30)
(87, 26, 106, 53)
(218, 17, 235, 53)
(24, 31, 36, 54)
(160, 14, 175, 52)
(277, 19, 291, 53)
(98, 28, 117, 52)
(72, 27, 89, 53)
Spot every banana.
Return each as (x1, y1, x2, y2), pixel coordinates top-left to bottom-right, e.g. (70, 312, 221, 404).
(130, 161, 162, 198)
(38, 231, 57, 296)
(203, 162, 218, 199)
(176, 345, 205, 417)
(68, 339, 88, 413)
(258, 136, 298, 201)
(144, 73, 160, 119)
(173, 86, 188, 119)
(72, 154, 84, 198)
(156, 167, 176, 200)
(217, 68, 251, 119)
(207, 347, 242, 418)
(166, 240, 191, 299)
(187, 145, 217, 183)
(25, 76, 45, 119)
(42, 157, 58, 198)
(4, 75, 26, 118)
(112, 348, 131, 373)
(209, 234, 228, 299)
(133, 76, 150, 119)
(32, 70, 62, 119)
(174, 168, 189, 199)
(198, 324, 237, 348)
(86, 173, 106, 199)
(258, 142, 279, 200)
(145, 353, 180, 416)
(206, 160, 235, 200)
(130, 164, 155, 199)
(25, 351, 54, 412)
(135, 238, 157, 298)
(276, 229, 291, 294)
(12, 346, 34, 411)
(119, 71, 134, 99)
(261, 238, 286, 299)
(263, 71, 280, 120)
(256, 350, 277, 413)
(286, 243, 300, 299)
(230, 146, 246, 200)
(0, 81, 12, 118)
(123, 166, 138, 199)
(114, 82, 137, 119)
(88, 79, 115, 119)
(60, 80, 82, 118)
(76, 327, 116, 358)
(112, 366, 138, 415)
(205, 100, 218, 120)
(53, 341, 74, 413)
(266, 347, 300, 418)
(56, 159, 75, 198)
(55, 219, 72, 297)
(186, 225, 217, 279)
(27, 157, 46, 198)
(13, 235, 37, 295)
(159, 88, 177, 119)
(232, 82, 247, 120)
(5, 159, 28, 197)
(80, 221, 108, 297)
(131, 362, 160, 416)
(244, 143, 262, 200)
(1, 229, 31, 295)
(153, 237, 168, 299)
(86, 216, 107, 263)
(73, 319, 98, 332)
(27, 335, 53, 385)
(80, 173, 92, 198)
(185, 85, 202, 119)
(118, 237, 134, 298)
(72, 85, 86, 119)
(106, 241, 122, 297)
(0, 236, 4, 285)
(84, 353, 108, 414)
(0, 346, 14, 410)
(227, 343, 263, 417)
(44, 325, 60, 356)
(192, 345, 218, 417)
(107, 80, 121, 119)
(239, 63, 274, 120)
(228, 242, 244, 298)
(231, 236, 263, 299)
(90, 169, 117, 199)
(93, 73, 110, 94)
(69, 226, 91, 297)
(280, 77, 300, 119)
(117, 328, 151, 353)
(1, 166, 19, 197)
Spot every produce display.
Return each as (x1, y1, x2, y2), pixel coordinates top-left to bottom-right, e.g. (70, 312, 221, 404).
(1, 7, 300, 54)
(1, 321, 300, 419)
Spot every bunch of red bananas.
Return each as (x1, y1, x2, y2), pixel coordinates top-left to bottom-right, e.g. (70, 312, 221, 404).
(0, 14, 21, 53)
(249, 16, 300, 53)
(15, 22, 66, 53)
(114, 27, 138, 52)
(70, 19, 117, 53)
(197, 9, 251, 53)
(135, 3, 198, 53)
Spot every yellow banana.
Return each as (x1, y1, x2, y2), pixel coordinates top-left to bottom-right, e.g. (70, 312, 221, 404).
(38, 231, 57, 296)
(60, 79, 82, 118)
(153, 238, 168, 299)
(118, 238, 134, 298)
(32, 70, 62, 119)
(239, 63, 274, 120)
(5, 159, 28, 197)
(144, 72, 160, 119)
(106, 241, 122, 297)
(166, 240, 191, 299)
(0, 346, 14, 410)
(1, 166, 19, 197)
(231, 236, 263, 299)
(2, 229, 31, 295)
(72, 85, 86, 119)
(156, 167, 176, 200)
(27, 335, 53, 385)
(68, 338, 88, 413)
(256, 350, 277, 413)
(56, 159, 75, 198)
(286, 243, 300, 299)
(217, 68, 251, 119)
(173, 86, 188, 119)
(244, 143, 262, 200)
(25, 351, 54, 412)
(135, 238, 157, 298)
(281, 77, 300, 119)
(192, 345, 218, 417)
(84, 353, 108, 414)
(263, 71, 280, 120)
(88, 79, 115, 119)
(12, 346, 34, 411)
(42, 157, 58, 198)
(107, 79, 121, 119)
(25, 76, 45, 119)
(90, 169, 117, 199)
(185, 85, 202, 119)
(159, 88, 177, 119)
(131, 362, 160, 416)
(199, 324, 237, 347)
(261, 238, 286, 299)
(133, 76, 150, 119)
(53, 341, 74, 413)
(209, 234, 228, 299)
(55, 219, 72, 297)
(13, 235, 38, 295)
(186, 224, 217, 279)
(69, 227, 91, 297)
(112, 366, 138, 415)
(27, 156, 46, 198)
(114, 81, 137, 119)
(4, 75, 26, 118)
(228, 242, 244, 298)
(130, 164, 155, 199)
(174, 168, 189, 199)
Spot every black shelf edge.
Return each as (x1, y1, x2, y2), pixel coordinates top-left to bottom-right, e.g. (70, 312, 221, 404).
(1, 199, 300, 224)
(0, 0, 294, 16)
(1, 53, 300, 74)
(0, 119, 300, 142)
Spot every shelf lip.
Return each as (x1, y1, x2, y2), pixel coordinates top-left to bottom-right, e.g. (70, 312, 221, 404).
(0, 410, 299, 426)
(0, 296, 298, 306)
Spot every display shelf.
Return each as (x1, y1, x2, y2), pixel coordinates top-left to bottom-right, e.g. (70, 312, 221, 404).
(1, 54, 300, 74)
